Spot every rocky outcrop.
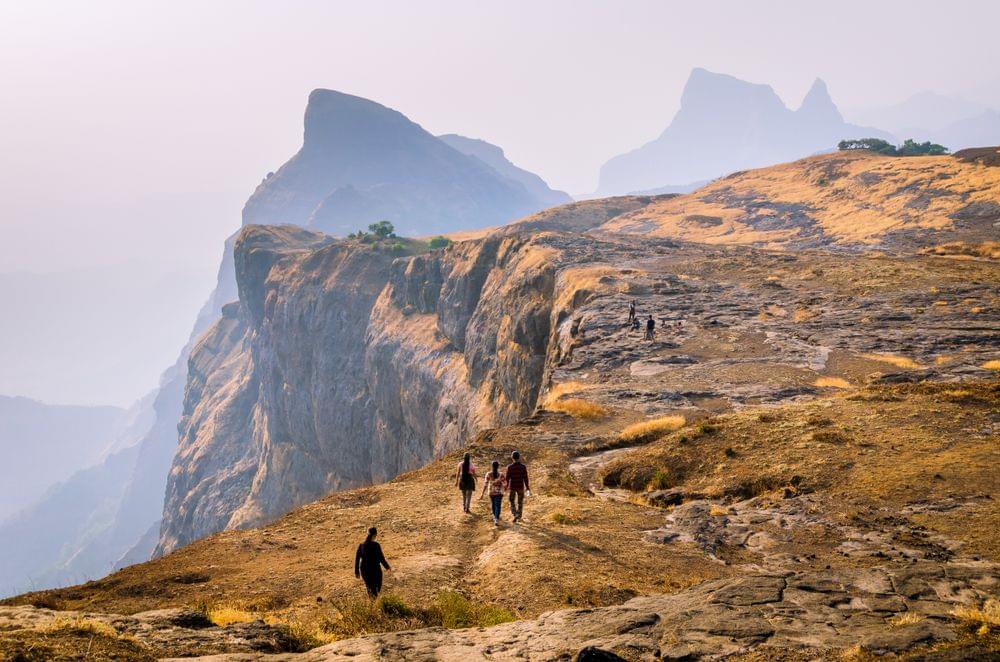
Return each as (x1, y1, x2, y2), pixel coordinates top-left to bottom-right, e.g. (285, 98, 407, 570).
(191, 561, 997, 660)
(156, 226, 571, 554)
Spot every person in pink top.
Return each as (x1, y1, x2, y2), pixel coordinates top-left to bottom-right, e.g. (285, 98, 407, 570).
(480, 460, 506, 525)
(454, 452, 477, 513)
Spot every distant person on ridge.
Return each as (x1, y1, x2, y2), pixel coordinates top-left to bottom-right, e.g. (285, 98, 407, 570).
(354, 527, 391, 598)
(505, 451, 530, 523)
(628, 300, 636, 324)
(645, 314, 656, 341)
(481, 460, 507, 526)
(455, 452, 477, 513)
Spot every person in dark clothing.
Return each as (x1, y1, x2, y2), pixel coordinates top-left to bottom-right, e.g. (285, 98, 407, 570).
(627, 300, 636, 324)
(455, 452, 477, 513)
(355, 527, 390, 598)
(505, 451, 530, 523)
(644, 314, 655, 341)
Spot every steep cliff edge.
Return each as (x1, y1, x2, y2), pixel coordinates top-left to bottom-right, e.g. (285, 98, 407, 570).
(156, 224, 582, 554)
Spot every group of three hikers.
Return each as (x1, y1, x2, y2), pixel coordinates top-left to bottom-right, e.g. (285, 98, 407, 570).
(355, 450, 530, 597)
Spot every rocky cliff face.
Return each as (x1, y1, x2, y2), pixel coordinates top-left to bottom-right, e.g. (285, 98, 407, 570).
(155, 223, 578, 553)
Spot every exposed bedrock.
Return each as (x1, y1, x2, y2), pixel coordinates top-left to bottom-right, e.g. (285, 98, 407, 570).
(157, 228, 568, 554)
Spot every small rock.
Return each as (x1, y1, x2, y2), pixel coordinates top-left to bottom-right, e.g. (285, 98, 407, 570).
(575, 646, 627, 662)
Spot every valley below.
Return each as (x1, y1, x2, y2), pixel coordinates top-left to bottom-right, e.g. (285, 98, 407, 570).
(1, 151, 998, 661)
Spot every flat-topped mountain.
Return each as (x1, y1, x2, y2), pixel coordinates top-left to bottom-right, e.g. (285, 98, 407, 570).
(596, 68, 892, 195)
(242, 90, 561, 236)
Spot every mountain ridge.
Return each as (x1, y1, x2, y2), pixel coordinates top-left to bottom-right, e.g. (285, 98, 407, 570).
(596, 67, 892, 195)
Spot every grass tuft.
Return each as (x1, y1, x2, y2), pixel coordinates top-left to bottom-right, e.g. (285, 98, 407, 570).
(862, 353, 923, 370)
(542, 381, 588, 405)
(327, 591, 513, 639)
(815, 376, 852, 389)
(951, 599, 1000, 635)
(619, 415, 686, 444)
(42, 617, 119, 638)
(547, 398, 609, 419)
(982, 360, 1000, 371)
(549, 511, 578, 525)
(206, 604, 259, 626)
(888, 612, 924, 627)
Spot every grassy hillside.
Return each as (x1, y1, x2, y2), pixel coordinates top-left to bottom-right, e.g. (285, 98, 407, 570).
(601, 150, 1000, 250)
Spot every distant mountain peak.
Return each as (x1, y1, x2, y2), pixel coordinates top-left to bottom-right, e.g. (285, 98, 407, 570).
(596, 69, 891, 195)
(243, 90, 562, 235)
(798, 78, 843, 122)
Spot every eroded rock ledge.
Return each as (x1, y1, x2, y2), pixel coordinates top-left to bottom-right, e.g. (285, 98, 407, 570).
(156, 227, 573, 555)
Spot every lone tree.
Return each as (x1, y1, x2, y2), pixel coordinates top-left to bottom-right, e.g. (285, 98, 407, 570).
(428, 236, 452, 249)
(367, 220, 396, 239)
(838, 138, 947, 156)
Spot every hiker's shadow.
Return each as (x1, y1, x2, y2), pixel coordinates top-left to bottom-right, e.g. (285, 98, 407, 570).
(510, 520, 625, 567)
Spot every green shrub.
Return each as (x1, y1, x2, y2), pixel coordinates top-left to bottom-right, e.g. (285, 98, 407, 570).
(647, 469, 672, 490)
(368, 220, 396, 239)
(428, 236, 452, 249)
(838, 138, 947, 156)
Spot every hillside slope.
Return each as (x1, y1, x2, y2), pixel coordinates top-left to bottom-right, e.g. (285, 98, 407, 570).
(600, 149, 1000, 250)
(161, 149, 999, 556)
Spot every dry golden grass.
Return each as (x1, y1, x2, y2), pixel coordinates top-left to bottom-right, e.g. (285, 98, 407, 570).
(206, 604, 259, 626)
(793, 308, 816, 322)
(815, 377, 852, 389)
(547, 398, 609, 419)
(42, 617, 120, 638)
(862, 353, 923, 370)
(543, 381, 587, 405)
(708, 504, 730, 517)
(982, 360, 1000, 371)
(619, 415, 686, 443)
(933, 300, 950, 306)
(889, 612, 924, 627)
(922, 241, 1000, 260)
(952, 599, 1000, 635)
(601, 152, 1000, 246)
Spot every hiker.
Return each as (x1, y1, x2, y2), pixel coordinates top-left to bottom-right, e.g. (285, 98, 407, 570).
(627, 300, 636, 324)
(480, 460, 506, 526)
(645, 314, 655, 341)
(505, 451, 530, 523)
(455, 452, 477, 513)
(630, 316, 641, 334)
(354, 527, 391, 598)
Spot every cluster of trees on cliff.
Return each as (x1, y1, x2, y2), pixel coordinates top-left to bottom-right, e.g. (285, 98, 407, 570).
(838, 138, 948, 156)
(347, 221, 452, 254)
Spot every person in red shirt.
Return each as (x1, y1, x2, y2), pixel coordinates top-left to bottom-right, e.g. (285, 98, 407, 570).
(504, 451, 530, 522)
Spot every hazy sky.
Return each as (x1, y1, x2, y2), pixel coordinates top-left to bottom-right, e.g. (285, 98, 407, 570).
(1, 0, 997, 404)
